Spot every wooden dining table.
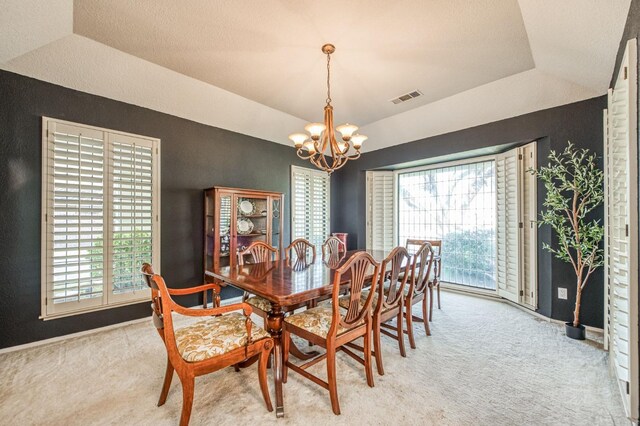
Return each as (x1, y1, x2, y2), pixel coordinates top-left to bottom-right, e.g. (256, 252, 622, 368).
(206, 249, 387, 418)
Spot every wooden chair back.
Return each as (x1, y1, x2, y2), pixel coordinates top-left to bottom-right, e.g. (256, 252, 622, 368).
(408, 242, 435, 295)
(285, 238, 316, 262)
(141, 263, 165, 332)
(322, 236, 346, 257)
(238, 242, 279, 266)
(376, 247, 411, 313)
(323, 251, 346, 269)
(330, 251, 380, 334)
(406, 238, 442, 256)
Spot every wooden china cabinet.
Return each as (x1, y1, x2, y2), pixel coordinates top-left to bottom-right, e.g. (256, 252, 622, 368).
(204, 187, 284, 281)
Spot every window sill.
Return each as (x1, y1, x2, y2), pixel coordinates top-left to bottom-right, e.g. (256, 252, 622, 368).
(440, 282, 498, 299)
(40, 296, 148, 321)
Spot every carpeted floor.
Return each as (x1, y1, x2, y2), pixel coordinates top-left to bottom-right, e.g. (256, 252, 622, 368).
(0, 292, 627, 425)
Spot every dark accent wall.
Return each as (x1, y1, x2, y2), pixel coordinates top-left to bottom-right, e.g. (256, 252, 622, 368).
(331, 96, 607, 328)
(0, 70, 309, 348)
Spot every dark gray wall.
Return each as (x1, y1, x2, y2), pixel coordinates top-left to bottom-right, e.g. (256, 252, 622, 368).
(331, 96, 607, 328)
(0, 70, 308, 348)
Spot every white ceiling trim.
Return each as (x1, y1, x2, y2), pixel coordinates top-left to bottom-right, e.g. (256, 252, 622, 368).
(359, 68, 601, 152)
(1, 34, 307, 146)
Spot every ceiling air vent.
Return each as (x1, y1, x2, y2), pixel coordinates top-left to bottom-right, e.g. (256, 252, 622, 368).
(390, 90, 423, 104)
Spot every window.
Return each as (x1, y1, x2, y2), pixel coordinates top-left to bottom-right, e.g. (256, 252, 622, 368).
(397, 160, 496, 289)
(41, 118, 160, 319)
(366, 142, 537, 306)
(291, 166, 330, 248)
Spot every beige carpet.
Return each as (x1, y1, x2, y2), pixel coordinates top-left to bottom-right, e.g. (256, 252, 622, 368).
(0, 292, 627, 425)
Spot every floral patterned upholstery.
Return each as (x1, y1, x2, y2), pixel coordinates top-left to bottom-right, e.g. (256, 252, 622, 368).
(284, 305, 361, 338)
(246, 295, 272, 312)
(174, 312, 270, 362)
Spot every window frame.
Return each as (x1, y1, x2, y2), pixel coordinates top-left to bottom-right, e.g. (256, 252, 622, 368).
(290, 165, 331, 249)
(394, 154, 497, 290)
(40, 117, 161, 320)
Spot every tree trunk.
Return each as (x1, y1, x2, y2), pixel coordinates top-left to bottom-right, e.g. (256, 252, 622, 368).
(573, 277, 582, 328)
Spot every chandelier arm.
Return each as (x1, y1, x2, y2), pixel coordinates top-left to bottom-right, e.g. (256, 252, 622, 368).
(296, 149, 316, 160)
(347, 151, 361, 160)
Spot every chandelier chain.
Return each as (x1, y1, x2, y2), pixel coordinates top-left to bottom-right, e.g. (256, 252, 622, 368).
(326, 52, 331, 105)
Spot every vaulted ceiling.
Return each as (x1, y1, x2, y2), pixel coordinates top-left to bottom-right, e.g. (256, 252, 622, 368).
(0, 0, 632, 152)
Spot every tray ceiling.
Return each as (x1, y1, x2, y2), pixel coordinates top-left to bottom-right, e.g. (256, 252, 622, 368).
(0, 0, 631, 152)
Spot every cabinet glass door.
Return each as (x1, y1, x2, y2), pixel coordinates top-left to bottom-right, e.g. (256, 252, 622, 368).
(235, 195, 268, 264)
(205, 191, 215, 272)
(271, 197, 281, 250)
(218, 194, 232, 268)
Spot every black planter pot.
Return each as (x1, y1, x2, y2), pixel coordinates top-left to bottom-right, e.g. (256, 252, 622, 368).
(565, 322, 586, 340)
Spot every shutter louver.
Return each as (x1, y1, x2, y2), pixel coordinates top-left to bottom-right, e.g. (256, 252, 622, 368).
(110, 135, 155, 300)
(47, 123, 106, 314)
(366, 171, 394, 252)
(496, 150, 520, 303)
(606, 40, 638, 421)
(291, 166, 330, 248)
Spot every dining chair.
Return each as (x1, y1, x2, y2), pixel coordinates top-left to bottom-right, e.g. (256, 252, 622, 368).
(322, 235, 346, 257)
(406, 238, 443, 320)
(404, 242, 435, 348)
(372, 246, 411, 374)
(282, 251, 380, 415)
(238, 242, 279, 317)
(285, 238, 316, 263)
(337, 247, 410, 375)
(141, 263, 273, 426)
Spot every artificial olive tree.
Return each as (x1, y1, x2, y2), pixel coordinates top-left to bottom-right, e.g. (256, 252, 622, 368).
(530, 142, 604, 327)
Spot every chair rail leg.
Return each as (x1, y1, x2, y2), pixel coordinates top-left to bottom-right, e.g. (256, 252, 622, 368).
(326, 347, 341, 415)
(259, 342, 274, 412)
(179, 374, 195, 426)
(158, 357, 174, 406)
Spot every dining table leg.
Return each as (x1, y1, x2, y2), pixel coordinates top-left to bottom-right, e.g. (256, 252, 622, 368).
(267, 305, 285, 418)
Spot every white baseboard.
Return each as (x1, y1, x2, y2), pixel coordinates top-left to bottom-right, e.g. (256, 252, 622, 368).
(0, 295, 244, 355)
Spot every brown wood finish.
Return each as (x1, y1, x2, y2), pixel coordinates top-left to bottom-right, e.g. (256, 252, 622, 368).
(285, 238, 316, 263)
(283, 251, 381, 415)
(322, 235, 346, 257)
(406, 238, 443, 321)
(372, 246, 411, 375)
(403, 242, 435, 348)
(238, 241, 279, 266)
(141, 264, 273, 426)
(207, 249, 388, 416)
(204, 186, 284, 284)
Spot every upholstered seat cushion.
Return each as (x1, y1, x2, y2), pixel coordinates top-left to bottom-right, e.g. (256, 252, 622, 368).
(246, 295, 271, 312)
(284, 305, 361, 338)
(174, 312, 270, 362)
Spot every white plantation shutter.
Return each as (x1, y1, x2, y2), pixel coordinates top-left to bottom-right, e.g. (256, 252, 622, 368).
(42, 118, 159, 318)
(606, 38, 638, 421)
(291, 166, 330, 248)
(496, 149, 520, 303)
(520, 142, 537, 309)
(109, 134, 157, 303)
(366, 171, 394, 252)
(45, 123, 106, 315)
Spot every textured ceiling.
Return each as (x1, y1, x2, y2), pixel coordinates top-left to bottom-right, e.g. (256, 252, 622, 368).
(73, 0, 535, 126)
(0, 0, 632, 152)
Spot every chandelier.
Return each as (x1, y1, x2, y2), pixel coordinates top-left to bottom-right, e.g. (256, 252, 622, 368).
(289, 44, 367, 174)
